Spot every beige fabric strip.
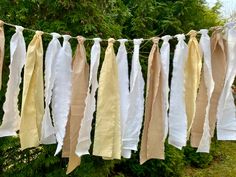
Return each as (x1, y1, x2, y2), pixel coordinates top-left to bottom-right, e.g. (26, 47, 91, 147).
(62, 112, 70, 157)
(191, 68, 208, 147)
(62, 36, 89, 174)
(209, 30, 227, 137)
(140, 37, 164, 164)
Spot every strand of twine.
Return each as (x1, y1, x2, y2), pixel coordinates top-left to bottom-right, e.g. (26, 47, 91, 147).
(1, 20, 233, 43)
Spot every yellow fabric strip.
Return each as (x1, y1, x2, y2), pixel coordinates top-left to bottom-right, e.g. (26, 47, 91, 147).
(185, 30, 202, 136)
(0, 20, 5, 90)
(140, 37, 164, 164)
(64, 36, 89, 174)
(20, 31, 44, 150)
(93, 38, 121, 160)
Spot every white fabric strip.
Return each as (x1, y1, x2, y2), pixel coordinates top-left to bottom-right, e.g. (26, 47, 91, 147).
(122, 39, 144, 158)
(197, 29, 215, 153)
(75, 38, 101, 157)
(217, 25, 236, 140)
(52, 35, 72, 155)
(168, 34, 188, 149)
(160, 35, 172, 139)
(116, 39, 130, 158)
(0, 26, 26, 137)
(40, 33, 61, 144)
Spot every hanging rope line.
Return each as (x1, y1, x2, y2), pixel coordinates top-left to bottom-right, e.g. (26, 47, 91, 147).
(2, 20, 232, 42)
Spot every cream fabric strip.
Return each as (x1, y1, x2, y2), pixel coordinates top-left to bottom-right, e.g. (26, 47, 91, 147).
(208, 30, 227, 138)
(116, 39, 130, 158)
(65, 36, 89, 174)
(191, 29, 215, 153)
(185, 30, 202, 137)
(217, 26, 236, 140)
(122, 39, 144, 158)
(93, 38, 121, 160)
(168, 34, 188, 149)
(75, 38, 101, 157)
(0, 20, 4, 89)
(0, 26, 26, 137)
(40, 33, 61, 144)
(160, 35, 172, 139)
(20, 31, 44, 150)
(140, 37, 165, 164)
(52, 35, 72, 155)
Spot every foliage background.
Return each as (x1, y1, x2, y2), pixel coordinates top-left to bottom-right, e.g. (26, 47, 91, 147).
(0, 0, 224, 176)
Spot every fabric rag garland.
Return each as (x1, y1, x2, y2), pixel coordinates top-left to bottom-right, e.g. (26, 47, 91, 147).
(0, 20, 236, 173)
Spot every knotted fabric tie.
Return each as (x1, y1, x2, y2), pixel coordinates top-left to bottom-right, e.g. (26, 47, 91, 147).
(168, 34, 188, 149)
(115, 39, 130, 158)
(0, 26, 26, 137)
(40, 32, 61, 144)
(190, 29, 215, 153)
(93, 38, 121, 160)
(52, 35, 72, 155)
(185, 30, 202, 137)
(75, 38, 102, 157)
(140, 37, 165, 164)
(122, 38, 144, 158)
(62, 36, 89, 174)
(160, 35, 172, 139)
(208, 30, 227, 137)
(20, 31, 44, 150)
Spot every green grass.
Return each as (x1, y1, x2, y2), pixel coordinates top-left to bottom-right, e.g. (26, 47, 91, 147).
(184, 141, 236, 177)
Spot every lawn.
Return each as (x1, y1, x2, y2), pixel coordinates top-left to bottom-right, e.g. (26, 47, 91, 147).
(184, 141, 236, 177)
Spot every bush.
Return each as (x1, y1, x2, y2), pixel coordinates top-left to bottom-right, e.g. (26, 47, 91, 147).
(183, 139, 219, 169)
(112, 143, 184, 177)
